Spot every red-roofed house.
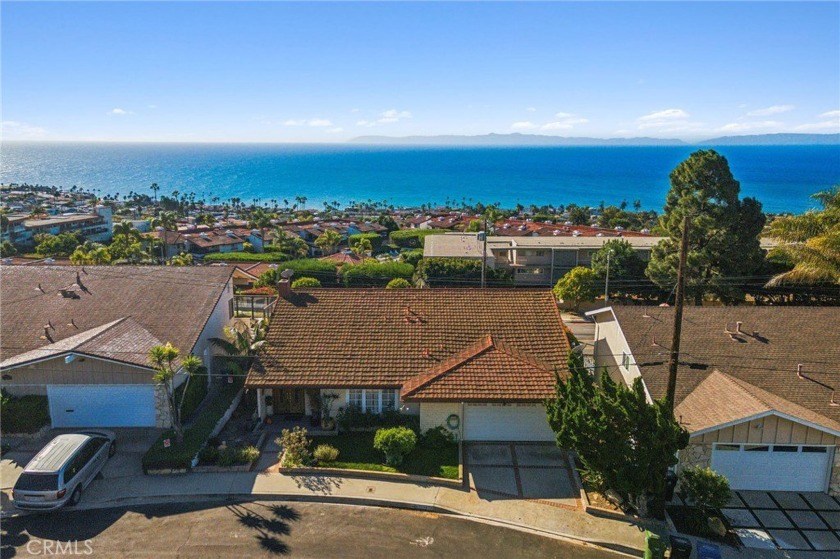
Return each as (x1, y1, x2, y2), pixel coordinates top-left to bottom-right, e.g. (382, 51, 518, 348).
(246, 284, 571, 441)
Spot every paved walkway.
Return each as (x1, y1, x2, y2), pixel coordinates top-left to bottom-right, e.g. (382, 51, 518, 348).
(2, 468, 651, 557)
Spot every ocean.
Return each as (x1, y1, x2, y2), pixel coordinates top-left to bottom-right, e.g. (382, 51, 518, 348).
(2, 142, 838, 213)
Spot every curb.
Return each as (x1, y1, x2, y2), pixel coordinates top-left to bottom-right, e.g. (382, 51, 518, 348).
(1, 492, 644, 557)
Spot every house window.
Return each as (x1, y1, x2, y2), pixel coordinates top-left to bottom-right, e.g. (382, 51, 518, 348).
(365, 390, 378, 413)
(381, 390, 397, 411)
(228, 299, 234, 319)
(348, 389, 364, 410)
(622, 352, 630, 370)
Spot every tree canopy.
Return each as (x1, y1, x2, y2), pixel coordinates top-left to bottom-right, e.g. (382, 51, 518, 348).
(546, 353, 689, 517)
(553, 267, 597, 311)
(646, 149, 766, 304)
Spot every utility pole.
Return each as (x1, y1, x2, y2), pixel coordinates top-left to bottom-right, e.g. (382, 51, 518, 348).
(604, 250, 611, 303)
(665, 216, 690, 415)
(481, 215, 488, 288)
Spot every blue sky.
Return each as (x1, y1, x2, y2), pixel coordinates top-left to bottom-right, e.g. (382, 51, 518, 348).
(2, 1, 838, 142)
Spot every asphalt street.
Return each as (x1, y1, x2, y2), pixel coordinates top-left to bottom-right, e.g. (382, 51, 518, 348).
(2, 499, 624, 558)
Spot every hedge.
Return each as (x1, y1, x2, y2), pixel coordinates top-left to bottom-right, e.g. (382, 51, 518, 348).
(254, 258, 338, 286)
(348, 233, 383, 249)
(340, 261, 414, 287)
(203, 252, 289, 263)
(142, 378, 243, 472)
(415, 257, 513, 287)
(400, 248, 424, 267)
(1, 393, 50, 434)
(389, 229, 445, 248)
(174, 368, 209, 422)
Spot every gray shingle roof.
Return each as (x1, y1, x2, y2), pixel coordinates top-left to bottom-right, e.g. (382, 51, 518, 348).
(1, 266, 233, 368)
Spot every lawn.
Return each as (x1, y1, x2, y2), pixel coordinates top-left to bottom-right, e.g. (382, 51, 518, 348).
(1, 394, 50, 434)
(310, 431, 460, 480)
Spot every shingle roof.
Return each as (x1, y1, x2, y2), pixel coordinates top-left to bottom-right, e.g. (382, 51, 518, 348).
(1, 266, 233, 367)
(608, 305, 840, 433)
(246, 288, 571, 400)
(676, 370, 840, 435)
(400, 334, 559, 402)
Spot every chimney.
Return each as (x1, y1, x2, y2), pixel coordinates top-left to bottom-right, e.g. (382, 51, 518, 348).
(277, 268, 294, 298)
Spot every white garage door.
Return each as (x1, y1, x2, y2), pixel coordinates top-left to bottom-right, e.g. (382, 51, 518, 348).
(48, 385, 156, 428)
(711, 443, 832, 492)
(464, 404, 555, 441)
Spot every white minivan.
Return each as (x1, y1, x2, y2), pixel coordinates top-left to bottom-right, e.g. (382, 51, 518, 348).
(12, 431, 116, 511)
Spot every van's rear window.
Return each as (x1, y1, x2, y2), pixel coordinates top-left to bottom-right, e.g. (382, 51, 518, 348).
(15, 473, 59, 491)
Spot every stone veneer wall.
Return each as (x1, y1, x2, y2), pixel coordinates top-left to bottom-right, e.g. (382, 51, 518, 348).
(154, 385, 172, 428)
(678, 443, 712, 472)
(830, 447, 840, 496)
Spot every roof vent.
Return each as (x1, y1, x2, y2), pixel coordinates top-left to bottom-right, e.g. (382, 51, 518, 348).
(572, 230, 581, 237)
(200, 232, 210, 240)
(226, 230, 236, 237)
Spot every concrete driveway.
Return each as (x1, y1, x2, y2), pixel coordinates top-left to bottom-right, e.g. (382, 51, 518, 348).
(720, 490, 840, 552)
(464, 443, 580, 509)
(0, 428, 162, 511)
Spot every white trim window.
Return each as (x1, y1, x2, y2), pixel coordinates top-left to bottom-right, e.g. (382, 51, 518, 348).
(346, 389, 399, 413)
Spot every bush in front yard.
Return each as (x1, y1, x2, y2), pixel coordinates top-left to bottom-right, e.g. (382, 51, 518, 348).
(373, 427, 417, 466)
(0, 391, 50, 434)
(678, 466, 731, 515)
(278, 427, 312, 467)
(174, 367, 209, 421)
(313, 444, 340, 464)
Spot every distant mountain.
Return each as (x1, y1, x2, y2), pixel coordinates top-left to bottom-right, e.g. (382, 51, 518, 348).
(348, 132, 840, 146)
(699, 133, 840, 146)
(348, 133, 686, 146)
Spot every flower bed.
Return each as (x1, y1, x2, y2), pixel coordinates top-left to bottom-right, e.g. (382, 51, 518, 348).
(142, 378, 243, 473)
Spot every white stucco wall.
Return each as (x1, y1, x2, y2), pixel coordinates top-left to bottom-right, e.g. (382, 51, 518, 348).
(419, 402, 461, 433)
(191, 278, 235, 375)
(590, 308, 649, 399)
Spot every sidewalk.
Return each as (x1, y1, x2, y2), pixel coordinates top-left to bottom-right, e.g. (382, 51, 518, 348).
(4, 469, 649, 556)
(4, 469, 820, 558)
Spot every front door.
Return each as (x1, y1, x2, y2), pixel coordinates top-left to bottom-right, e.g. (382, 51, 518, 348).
(272, 388, 306, 416)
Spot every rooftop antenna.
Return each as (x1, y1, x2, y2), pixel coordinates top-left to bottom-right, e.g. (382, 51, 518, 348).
(35, 283, 44, 293)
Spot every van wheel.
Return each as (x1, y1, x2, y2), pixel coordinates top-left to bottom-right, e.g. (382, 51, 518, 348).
(108, 442, 117, 457)
(67, 486, 82, 507)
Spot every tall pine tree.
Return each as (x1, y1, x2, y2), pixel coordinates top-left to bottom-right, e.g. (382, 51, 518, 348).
(646, 149, 766, 304)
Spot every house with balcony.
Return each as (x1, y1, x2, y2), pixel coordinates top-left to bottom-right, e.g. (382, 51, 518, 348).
(2, 205, 113, 248)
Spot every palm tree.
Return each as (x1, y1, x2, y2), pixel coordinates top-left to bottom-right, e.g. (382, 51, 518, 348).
(113, 221, 142, 240)
(210, 319, 267, 357)
(273, 228, 309, 258)
(315, 229, 341, 255)
(150, 183, 160, 205)
(766, 186, 840, 286)
(151, 211, 178, 231)
(148, 344, 202, 442)
(248, 208, 274, 252)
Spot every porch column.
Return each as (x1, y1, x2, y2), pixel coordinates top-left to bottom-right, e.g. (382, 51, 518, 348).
(257, 388, 266, 420)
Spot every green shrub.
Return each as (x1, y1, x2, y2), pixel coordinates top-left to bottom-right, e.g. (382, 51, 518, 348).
(400, 249, 424, 267)
(341, 261, 414, 287)
(389, 229, 444, 248)
(0, 392, 50, 434)
(203, 252, 289, 263)
(336, 405, 419, 432)
(142, 377, 243, 472)
(278, 426, 312, 467)
(314, 444, 340, 463)
(420, 426, 456, 449)
(679, 467, 731, 514)
(373, 427, 417, 466)
(174, 368, 208, 421)
(385, 278, 411, 289)
(254, 259, 338, 285)
(198, 445, 220, 465)
(238, 445, 260, 464)
(415, 257, 513, 287)
(348, 233, 383, 250)
(292, 277, 321, 289)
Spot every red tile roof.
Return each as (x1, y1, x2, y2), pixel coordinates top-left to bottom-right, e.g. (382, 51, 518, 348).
(246, 288, 571, 401)
(400, 334, 560, 402)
